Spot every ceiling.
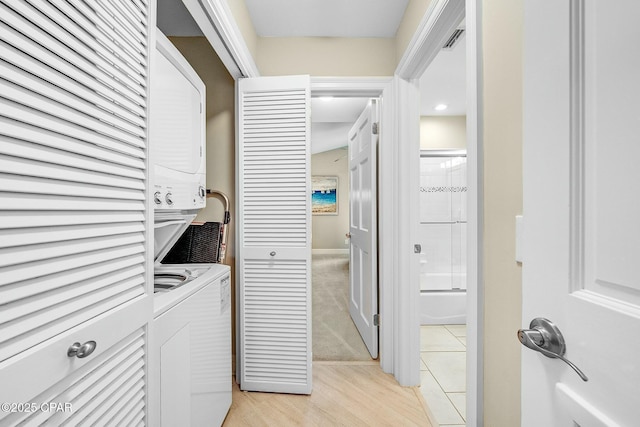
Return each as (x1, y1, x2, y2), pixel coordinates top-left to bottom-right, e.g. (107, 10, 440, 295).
(311, 98, 369, 154)
(311, 97, 370, 123)
(244, 0, 410, 38)
(419, 31, 466, 116)
(156, 1, 465, 149)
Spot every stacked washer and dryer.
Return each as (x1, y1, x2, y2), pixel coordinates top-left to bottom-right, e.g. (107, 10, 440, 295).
(148, 30, 232, 426)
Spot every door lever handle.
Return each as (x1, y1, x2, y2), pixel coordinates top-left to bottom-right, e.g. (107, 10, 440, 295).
(517, 317, 588, 382)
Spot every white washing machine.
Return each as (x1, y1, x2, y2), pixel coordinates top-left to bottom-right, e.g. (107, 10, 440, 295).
(150, 217, 232, 426)
(152, 263, 231, 427)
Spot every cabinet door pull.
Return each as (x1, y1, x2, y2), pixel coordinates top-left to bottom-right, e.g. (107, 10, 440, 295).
(67, 341, 97, 359)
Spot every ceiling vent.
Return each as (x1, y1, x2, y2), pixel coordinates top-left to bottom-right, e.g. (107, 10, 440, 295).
(442, 28, 465, 51)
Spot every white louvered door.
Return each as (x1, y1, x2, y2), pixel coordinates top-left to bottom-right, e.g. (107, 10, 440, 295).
(237, 76, 312, 394)
(0, 0, 152, 424)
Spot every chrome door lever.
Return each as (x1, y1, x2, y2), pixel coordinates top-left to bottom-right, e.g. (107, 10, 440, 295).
(517, 317, 588, 382)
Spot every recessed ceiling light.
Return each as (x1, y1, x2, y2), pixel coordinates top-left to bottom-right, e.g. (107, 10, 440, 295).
(435, 104, 448, 111)
(319, 96, 334, 102)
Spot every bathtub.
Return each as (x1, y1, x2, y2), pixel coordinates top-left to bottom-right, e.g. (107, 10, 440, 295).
(420, 290, 466, 325)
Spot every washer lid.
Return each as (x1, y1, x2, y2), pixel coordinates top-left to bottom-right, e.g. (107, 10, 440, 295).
(154, 211, 197, 263)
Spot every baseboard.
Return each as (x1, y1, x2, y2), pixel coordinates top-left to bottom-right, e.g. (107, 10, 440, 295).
(312, 249, 349, 255)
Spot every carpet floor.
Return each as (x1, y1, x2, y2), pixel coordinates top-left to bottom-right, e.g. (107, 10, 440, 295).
(312, 254, 372, 361)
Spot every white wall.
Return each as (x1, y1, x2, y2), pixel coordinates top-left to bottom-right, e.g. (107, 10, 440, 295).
(311, 147, 350, 251)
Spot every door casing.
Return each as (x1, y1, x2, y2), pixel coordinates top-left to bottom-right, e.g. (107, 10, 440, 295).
(395, 0, 482, 423)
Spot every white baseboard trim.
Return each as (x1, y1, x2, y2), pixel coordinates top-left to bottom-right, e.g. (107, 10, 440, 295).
(312, 249, 349, 255)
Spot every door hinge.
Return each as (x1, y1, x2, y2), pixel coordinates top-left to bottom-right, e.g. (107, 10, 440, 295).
(373, 314, 380, 326)
(372, 122, 379, 135)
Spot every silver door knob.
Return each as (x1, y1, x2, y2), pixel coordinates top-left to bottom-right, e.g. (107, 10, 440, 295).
(67, 341, 97, 359)
(517, 318, 588, 381)
(269, 251, 276, 257)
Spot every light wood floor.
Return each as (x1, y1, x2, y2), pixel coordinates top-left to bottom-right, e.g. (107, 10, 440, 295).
(222, 362, 435, 427)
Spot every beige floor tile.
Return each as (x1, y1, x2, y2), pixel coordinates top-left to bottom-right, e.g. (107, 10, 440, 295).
(421, 351, 466, 393)
(444, 324, 467, 337)
(420, 371, 465, 425)
(420, 326, 466, 352)
(447, 392, 466, 420)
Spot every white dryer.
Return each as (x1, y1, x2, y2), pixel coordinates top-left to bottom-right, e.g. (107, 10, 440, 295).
(151, 29, 206, 211)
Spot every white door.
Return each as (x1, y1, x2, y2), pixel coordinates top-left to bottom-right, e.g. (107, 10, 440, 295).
(348, 100, 378, 358)
(237, 75, 312, 394)
(0, 0, 151, 424)
(522, 1, 640, 425)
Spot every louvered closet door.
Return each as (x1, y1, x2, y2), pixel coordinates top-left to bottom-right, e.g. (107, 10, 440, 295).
(238, 76, 312, 394)
(0, 0, 152, 419)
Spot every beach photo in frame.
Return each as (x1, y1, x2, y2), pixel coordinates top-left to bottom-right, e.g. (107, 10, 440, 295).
(311, 176, 338, 215)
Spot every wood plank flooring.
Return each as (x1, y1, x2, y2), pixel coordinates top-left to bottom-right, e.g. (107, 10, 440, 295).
(223, 362, 435, 426)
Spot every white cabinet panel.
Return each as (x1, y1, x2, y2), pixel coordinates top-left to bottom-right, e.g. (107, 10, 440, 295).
(0, 0, 152, 424)
(0, 299, 148, 425)
(0, 0, 151, 363)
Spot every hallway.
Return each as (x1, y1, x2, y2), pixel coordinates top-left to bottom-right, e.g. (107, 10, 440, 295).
(311, 253, 371, 361)
(223, 254, 435, 425)
(223, 254, 473, 426)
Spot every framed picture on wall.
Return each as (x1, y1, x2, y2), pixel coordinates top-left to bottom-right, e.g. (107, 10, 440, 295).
(312, 176, 338, 215)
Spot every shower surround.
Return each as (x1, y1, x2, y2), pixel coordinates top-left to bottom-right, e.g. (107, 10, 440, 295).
(419, 151, 467, 325)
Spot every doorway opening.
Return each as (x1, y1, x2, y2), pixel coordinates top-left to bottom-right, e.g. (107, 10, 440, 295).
(416, 17, 468, 425)
(310, 96, 378, 362)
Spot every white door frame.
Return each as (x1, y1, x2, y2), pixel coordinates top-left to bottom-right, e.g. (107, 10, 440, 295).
(185, 0, 483, 423)
(396, 0, 483, 424)
(311, 77, 394, 373)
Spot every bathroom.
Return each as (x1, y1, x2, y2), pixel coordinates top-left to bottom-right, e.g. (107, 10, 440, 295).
(418, 22, 467, 326)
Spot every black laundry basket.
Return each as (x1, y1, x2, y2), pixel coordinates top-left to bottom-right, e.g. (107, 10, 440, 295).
(161, 222, 221, 263)
(161, 190, 230, 264)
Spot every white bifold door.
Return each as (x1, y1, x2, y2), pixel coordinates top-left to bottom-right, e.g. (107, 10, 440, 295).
(522, 0, 640, 425)
(237, 76, 312, 394)
(348, 100, 379, 359)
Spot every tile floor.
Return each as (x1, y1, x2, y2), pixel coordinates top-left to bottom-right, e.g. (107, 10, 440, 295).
(420, 324, 467, 426)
